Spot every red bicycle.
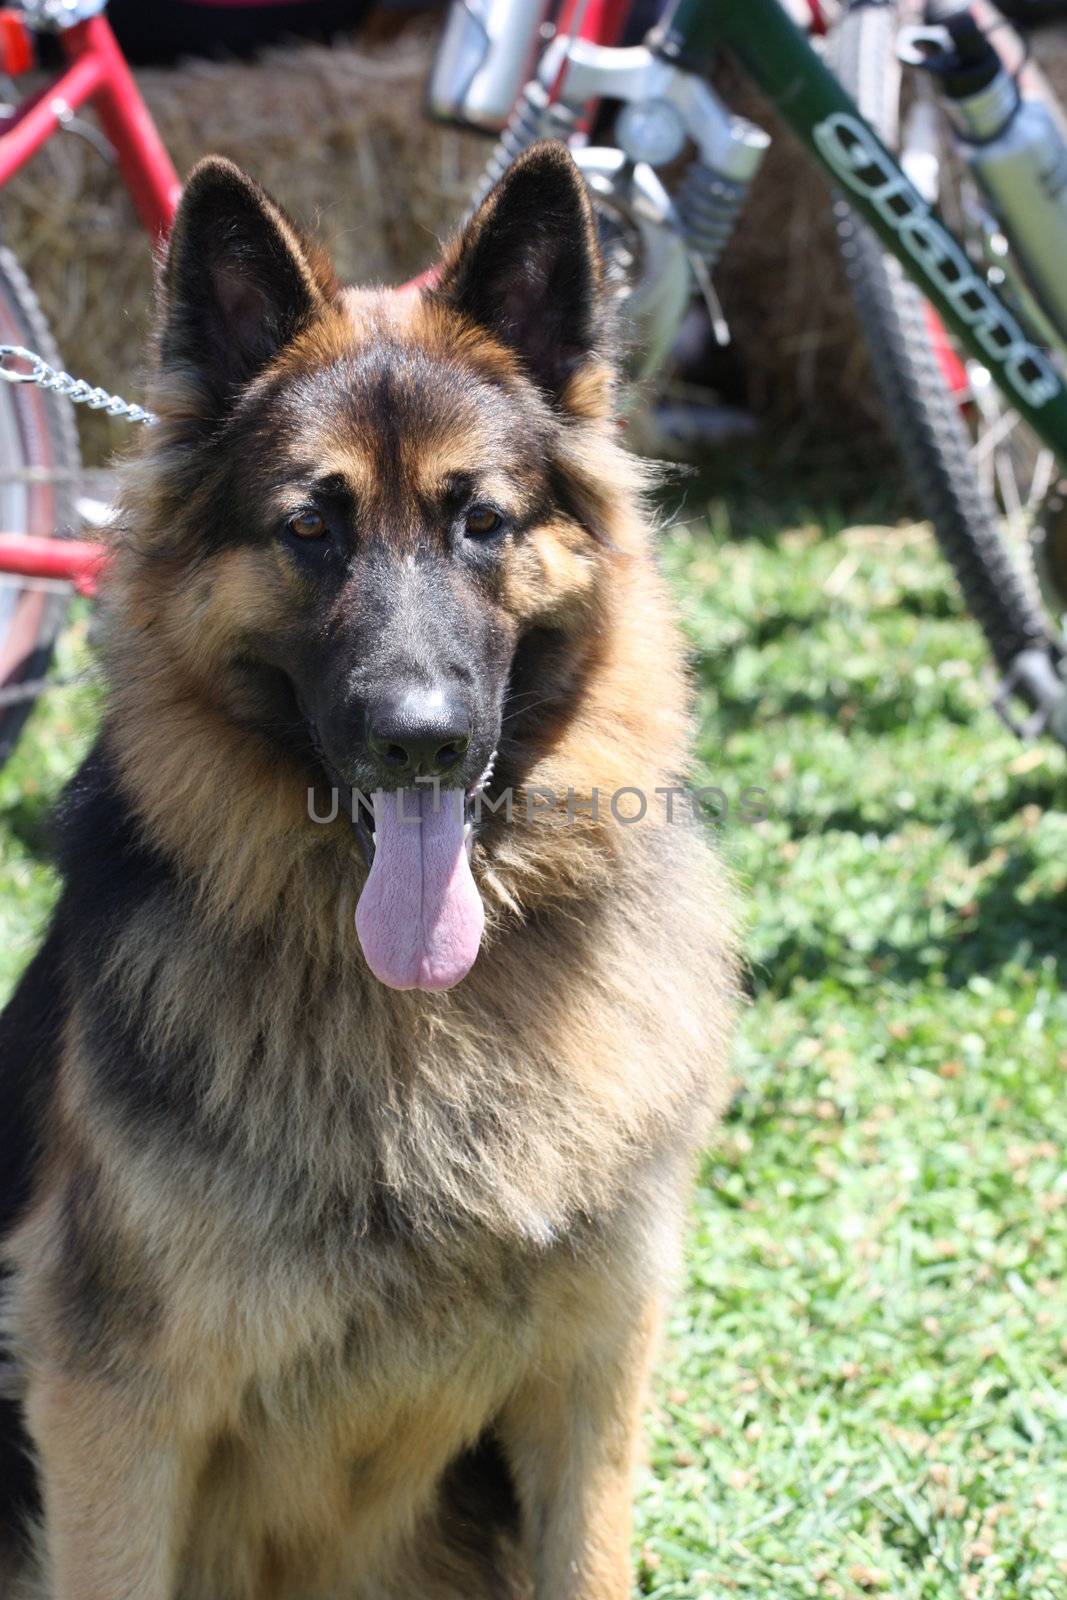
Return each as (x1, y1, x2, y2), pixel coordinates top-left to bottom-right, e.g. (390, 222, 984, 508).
(0, 0, 634, 767)
(5, 0, 1067, 767)
(0, 0, 177, 761)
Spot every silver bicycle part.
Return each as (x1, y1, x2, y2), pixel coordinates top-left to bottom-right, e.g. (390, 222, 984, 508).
(470, 39, 768, 386)
(572, 148, 692, 380)
(615, 96, 688, 168)
(0, 93, 114, 164)
(978, 215, 1065, 357)
(0, 245, 82, 760)
(992, 644, 1067, 742)
(52, 103, 116, 164)
(467, 79, 577, 211)
(899, 80, 1064, 532)
(555, 44, 766, 374)
(0, 347, 30, 664)
(537, 35, 769, 181)
(902, 22, 1067, 353)
(1029, 478, 1067, 625)
(674, 162, 750, 279)
(893, 60, 1067, 628)
(14, 0, 107, 31)
(0, 344, 156, 425)
(429, 0, 554, 131)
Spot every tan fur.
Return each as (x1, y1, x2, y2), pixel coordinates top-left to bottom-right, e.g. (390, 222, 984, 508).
(0, 153, 738, 1600)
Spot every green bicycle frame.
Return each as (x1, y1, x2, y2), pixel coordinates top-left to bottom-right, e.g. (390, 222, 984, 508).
(653, 0, 1067, 463)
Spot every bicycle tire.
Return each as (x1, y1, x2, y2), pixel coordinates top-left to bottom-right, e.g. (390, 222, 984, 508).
(0, 245, 81, 768)
(827, 2, 1057, 682)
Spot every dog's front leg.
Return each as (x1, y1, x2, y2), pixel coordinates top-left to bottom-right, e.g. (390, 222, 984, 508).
(25, 1370, 189, 1600)
(499, 1295, 661, 1600)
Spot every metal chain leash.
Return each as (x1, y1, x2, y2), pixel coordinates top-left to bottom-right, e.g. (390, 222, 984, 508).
(0, 344, 156, 425)
(0, 340, 151, 709)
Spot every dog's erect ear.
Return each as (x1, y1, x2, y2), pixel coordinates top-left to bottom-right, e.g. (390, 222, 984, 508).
(159, 157, 333, 414)
(434, 142, 608, 409)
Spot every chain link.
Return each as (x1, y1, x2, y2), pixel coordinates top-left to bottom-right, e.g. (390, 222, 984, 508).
(0, 344, 156, 426)
(0, 336, 135, 713)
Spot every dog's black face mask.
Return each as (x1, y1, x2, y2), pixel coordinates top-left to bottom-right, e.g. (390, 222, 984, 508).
(154, 145, 611, 989)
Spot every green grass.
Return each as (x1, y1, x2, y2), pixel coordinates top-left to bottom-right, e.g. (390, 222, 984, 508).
(0, 604, 97, 992)
(2, 504, 1066, 1598)
(638, 495, 1067, 1599)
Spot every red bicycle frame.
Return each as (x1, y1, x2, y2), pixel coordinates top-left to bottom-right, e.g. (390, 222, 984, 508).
(0, 0, 631, 598)
(0, 8, 179, 595)
(0, 13, 179, 236)
(0, 531, 106, 595)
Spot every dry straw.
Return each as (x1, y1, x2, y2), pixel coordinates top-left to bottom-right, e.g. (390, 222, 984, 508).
(2, 28, 485, 464)
(5, 24, 1065, 469)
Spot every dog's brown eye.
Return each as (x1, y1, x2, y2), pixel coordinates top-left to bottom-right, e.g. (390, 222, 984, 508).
(465, 506, 503, 539)
(288, 509, 327, 540)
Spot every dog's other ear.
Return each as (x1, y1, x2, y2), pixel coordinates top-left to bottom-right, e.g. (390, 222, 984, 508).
(434, 142, 609, 412)
(159, 156, 334, 416)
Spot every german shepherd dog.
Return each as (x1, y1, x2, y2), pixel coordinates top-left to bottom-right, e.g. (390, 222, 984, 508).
(0, 143, 737, 1599)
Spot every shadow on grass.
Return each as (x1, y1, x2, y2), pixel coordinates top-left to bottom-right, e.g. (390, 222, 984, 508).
(654, 445, 911, 545)
(0, 790, 57, 860)
(704, 680, 978, 741)
(754, 829, 1067, 997)
(762, 768, 1064, 844)
(881, 845, 1067, 990)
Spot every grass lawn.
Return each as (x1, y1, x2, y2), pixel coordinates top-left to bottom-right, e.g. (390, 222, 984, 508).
(2, 492, 1065, 1598)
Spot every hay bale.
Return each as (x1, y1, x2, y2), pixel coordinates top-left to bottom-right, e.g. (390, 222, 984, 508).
(2, 28, 485, 464)
(714, 60, 889, 461)
(6, 21, 1067, 469)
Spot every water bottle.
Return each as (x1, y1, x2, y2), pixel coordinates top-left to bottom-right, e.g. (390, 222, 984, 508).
(901, 0, 1067, 340)
(429, 0, 554, 131)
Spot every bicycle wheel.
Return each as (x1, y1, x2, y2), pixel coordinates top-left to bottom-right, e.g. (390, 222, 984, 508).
(0, 246, 81, 767)
(828, 0, 1064, 726)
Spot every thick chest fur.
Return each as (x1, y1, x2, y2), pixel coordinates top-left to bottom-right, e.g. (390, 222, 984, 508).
(18, 826, 724, 1378)
(10, 1042, 655, 1598)
(1, 774, 734, 1597)
(66, 819, 729, 1246)
(1, 139, 745, 1597)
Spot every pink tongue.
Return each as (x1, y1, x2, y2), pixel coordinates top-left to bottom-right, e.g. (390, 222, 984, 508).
(355, 786, 485, 991)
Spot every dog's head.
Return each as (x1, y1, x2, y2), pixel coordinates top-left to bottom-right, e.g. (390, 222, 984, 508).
(123, 146, 639, 991)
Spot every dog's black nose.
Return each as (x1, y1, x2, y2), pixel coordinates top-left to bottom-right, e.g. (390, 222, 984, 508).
(367, 691, 472, 779)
